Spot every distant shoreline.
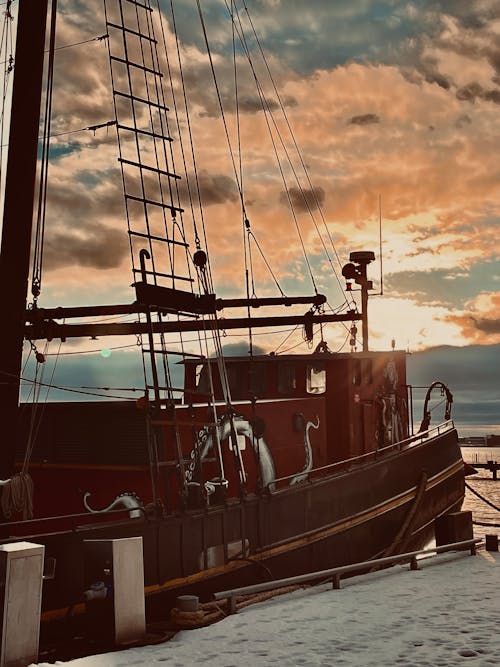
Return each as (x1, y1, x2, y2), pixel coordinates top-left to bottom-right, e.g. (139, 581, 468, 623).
(458, 434, 500, 447)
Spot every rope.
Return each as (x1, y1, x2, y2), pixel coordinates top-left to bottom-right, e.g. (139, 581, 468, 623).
(169, 585, 304, 629)
(465, 480, 500, 512)
(1, 473, 34, 520)
(473, 520, 500, 528)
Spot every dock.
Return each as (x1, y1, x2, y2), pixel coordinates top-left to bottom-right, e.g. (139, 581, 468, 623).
(34, 541, 500, 667)
(466, 460, 500, 480)
(463, 452, 500, 480)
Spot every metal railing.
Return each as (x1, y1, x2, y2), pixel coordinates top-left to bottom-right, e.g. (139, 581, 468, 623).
(214, 537, 481, 613)
(266, 420, 456, 491)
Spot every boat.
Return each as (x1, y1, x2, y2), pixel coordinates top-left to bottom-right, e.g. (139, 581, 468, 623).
(0, 0, 465, 652)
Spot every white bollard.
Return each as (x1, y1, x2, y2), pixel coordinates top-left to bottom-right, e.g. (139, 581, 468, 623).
(0, 541, 44, 667)
(84, 537, 146, 646)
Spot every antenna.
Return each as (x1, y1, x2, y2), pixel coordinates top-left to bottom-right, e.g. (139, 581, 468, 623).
(379, 193, 384, 295)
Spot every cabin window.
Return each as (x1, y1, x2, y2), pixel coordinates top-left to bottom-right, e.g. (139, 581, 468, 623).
(307, 362, 326, 394)
(278, 363, 296, 394)
(249, 364, 267, 395)
(196, 363, 211, 393)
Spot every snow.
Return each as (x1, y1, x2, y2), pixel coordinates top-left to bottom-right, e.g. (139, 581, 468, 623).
(35, 546, 500, 667)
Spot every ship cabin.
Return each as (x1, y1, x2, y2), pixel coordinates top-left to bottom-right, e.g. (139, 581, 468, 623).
(16, 350, 410, 520)
(182, 349, 409, 466)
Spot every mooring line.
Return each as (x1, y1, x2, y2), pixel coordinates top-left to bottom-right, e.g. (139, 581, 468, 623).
(465, 480, 500, 512)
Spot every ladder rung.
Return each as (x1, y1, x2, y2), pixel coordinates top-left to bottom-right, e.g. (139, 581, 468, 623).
(129, 230, 189, 248)
(117, 123, 173, 142)
(125, 193, 184, 214)
(119, 157, 180, 180)
(132, 267, 194, 282)
(114, 90, 169, 112)
(106, 21, 157, 44)
(110, 55, 163, 78)
(124, 0, 153, 11)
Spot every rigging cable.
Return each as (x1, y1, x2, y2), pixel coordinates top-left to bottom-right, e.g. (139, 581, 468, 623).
(161, 0, 219, 373)
(31, 0, 58, 303)
(232, 0, 361, 353)
(237, 0, 354, 311)
(195, 0, 303, 313)
(0, 0, 13, 190)
(226, 2, 318, 296)
(229, 1, 354, 351)
(229, 0, 254, 356)
(168, 0, 236, 416)
(157, 0, 217, 404)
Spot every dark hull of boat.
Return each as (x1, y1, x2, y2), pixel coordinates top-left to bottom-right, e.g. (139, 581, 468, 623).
(1, 424, 463, 638)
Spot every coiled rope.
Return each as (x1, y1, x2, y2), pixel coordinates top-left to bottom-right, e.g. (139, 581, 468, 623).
(1, 472, 34, 520)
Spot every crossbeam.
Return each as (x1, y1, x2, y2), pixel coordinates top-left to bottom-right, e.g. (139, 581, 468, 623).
(25, 293, 328, 322)
(25, 312, 361, 341)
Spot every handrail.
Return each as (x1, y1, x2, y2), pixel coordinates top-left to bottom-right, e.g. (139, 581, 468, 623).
(0, 504, 147, 531)
(266, 420, 455, 491)
(214, 538, 481, 613)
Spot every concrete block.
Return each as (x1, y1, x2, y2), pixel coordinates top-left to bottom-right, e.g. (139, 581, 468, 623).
(0, 541, 44, 667)
(84, 537, 146, 646)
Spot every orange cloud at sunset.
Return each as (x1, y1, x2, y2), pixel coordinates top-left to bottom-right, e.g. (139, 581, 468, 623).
(442, 292, 500, 344)
(6, 0, 498, 355)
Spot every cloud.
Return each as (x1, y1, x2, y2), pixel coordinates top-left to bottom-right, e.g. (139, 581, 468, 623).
(280, 186, 325, 212)
(473, 317, 500, 334)
(220, 342, 266, 356)
(179, 172, 239, 206)
(43, 223, 129, 271)
(441, 292, 500, 343)
(32, 0, 500, 354)
(348, 113, 381, 125)
(455, 113, 472, 127)
(456, 82, 500, 104)
(384, 258, 500, 309)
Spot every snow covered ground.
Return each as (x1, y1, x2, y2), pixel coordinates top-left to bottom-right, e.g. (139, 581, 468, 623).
(36, 546, 500, 667)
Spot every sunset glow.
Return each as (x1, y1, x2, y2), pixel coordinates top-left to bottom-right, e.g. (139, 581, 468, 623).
(4, 0, 499, 356)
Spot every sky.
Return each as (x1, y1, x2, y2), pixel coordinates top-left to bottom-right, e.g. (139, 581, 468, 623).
(1, 1, 500, 378)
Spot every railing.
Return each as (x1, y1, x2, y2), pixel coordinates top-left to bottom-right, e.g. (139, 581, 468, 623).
(214, 538, 482, 613)
(0, 504, 147, 532)
(266, 420, 456, 491)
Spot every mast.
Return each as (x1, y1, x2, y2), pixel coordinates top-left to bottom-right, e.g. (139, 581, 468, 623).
(342, 251, 374, 352)
(0, 0, 49, 477)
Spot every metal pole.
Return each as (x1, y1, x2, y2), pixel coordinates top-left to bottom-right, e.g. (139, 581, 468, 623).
(360, 276, 369, 352)
(0, 0, 49, 477)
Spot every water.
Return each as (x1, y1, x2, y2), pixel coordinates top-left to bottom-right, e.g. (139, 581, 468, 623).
(461, 447, 500, 539)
